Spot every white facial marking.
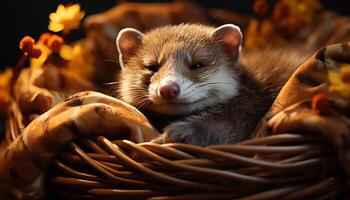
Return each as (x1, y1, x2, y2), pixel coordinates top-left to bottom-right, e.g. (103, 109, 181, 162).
(210, 68, 239, 101)
(147, 61, 239, 115)
(181, 68, 238, 108)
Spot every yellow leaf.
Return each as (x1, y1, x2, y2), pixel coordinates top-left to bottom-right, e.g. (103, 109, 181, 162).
(48, 4, 85, 34)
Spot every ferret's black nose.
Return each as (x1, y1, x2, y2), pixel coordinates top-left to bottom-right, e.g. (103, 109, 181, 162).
(159, 83, 180, 99)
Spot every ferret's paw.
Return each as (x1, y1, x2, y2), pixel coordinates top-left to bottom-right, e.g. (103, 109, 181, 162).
(152, 121, 221, 146)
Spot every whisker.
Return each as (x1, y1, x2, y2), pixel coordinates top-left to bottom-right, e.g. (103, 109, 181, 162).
(103, 81, 119, 86)
(138, 102, 151, 110)
(129, 89, 149, 94)
(180, 81, 233, 97)
(181, 82, 212, 97)
(179, 82, 197, 97)
(193, 81, 234, 88)
(104, 59, 120, 64)
(135, 98, 152, 110)
(127, 87, 152, 110)
(194, 81, 226, 87)
(180, 86, 211, 101)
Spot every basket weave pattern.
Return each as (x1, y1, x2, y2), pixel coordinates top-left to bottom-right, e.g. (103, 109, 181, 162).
(7, 101, 348, 199)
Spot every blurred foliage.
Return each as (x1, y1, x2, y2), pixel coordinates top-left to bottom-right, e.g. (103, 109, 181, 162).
(245, 0, 321, 48)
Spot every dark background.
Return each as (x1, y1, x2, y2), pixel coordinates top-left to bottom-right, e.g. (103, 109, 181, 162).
(1, 0, 349, 69)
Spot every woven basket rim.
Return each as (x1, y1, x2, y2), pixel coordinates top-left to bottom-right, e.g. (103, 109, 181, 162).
(5, 100, 349, 199)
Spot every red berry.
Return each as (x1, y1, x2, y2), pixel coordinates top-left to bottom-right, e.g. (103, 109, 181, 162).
(273, 2, 289, 20)
(39, 32, 52, 45)
(30, 47, 42, 58)
(19, 36, 35, 53)
(254, 0, 269, 16)
(47, 35, 64, 52)
(312, 94, 331, 115)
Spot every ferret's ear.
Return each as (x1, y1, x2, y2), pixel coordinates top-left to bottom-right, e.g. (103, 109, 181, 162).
(116, 28, 144, 68)
(212, 24, 242, 60)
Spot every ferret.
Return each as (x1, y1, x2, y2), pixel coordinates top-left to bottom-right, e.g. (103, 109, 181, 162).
(115, 23, 308, 146)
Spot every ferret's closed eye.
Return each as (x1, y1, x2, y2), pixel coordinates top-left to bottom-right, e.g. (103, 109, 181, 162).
(146, 64, 160, 72)
(189, 62, 204, 70)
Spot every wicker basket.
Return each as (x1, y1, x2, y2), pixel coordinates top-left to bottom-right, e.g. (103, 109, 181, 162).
(6, 99, 349, 200)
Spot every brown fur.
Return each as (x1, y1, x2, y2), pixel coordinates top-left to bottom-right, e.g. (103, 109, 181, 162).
(118, 24, 242, 115)
(117, 24, 309, 145)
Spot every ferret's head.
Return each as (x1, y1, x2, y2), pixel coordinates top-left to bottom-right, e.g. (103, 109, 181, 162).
(116, 24, 242, 116)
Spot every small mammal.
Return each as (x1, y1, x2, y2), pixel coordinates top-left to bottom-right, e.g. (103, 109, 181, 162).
(116, 23, 307, 146)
